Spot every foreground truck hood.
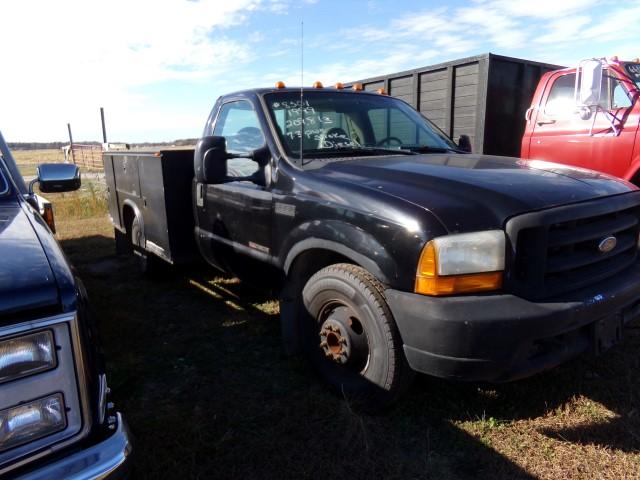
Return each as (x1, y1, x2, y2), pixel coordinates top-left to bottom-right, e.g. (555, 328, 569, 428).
(317, 154, 636, 232)
(0, 204, 59, 317)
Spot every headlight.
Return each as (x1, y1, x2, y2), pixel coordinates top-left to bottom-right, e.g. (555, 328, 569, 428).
(415, 230, 505, 296)
(0, 331, 56, 384)
(0, 394, 67, 452)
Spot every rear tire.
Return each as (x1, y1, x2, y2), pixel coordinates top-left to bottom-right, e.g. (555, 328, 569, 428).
(114, 228, 131, 255)
(129, 215, 165, 277)
(300, 263, 413, 410)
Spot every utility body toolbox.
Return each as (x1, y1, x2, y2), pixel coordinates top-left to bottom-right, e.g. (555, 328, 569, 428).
(103, 149, 197, 264)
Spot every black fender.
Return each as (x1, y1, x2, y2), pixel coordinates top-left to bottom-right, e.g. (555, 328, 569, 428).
(280, 219, 398, 285)
(283, 237, 391, 285)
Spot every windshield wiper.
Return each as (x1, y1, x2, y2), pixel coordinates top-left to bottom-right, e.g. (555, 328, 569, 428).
(307, 146, 418, 157)
(404, 145, 462, 154)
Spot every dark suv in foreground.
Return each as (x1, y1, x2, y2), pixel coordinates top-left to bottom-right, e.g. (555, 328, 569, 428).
(0, 132, 131, 479)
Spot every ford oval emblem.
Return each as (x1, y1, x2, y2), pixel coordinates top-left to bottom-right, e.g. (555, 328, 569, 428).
(598, 236, 617, 253)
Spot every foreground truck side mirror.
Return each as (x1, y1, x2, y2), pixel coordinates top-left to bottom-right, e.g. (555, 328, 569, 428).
(29, 163, 81, 194)
(26, 163, 80, 233)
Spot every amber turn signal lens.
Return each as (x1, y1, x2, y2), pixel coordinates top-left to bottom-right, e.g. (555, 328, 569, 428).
(415, 241, 503, 295)
(42, 203, 56, 234)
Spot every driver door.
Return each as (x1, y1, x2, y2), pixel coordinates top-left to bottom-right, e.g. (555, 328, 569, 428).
(197, 99, 273, 273)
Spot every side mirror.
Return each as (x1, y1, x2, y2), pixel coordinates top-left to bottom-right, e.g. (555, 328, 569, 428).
(195, 136, 227, 183)
(31, 163, 81, 194)
(457, 135, 472, 153)
(576, 59, 603, 107)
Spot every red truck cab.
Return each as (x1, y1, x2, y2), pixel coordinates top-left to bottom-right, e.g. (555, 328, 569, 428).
(522, 58, 640, 183)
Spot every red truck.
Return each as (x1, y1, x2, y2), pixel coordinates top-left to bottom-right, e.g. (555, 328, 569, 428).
(522, 57, 640, 183)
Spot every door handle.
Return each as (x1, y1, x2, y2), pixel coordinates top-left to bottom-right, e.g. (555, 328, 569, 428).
(196, 183, 204, 208)
(537, 120, 556, 126)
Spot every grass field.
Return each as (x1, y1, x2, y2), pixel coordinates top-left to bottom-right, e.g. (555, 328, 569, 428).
(44, 175, 640, 479)
(12, 148, 65, 176)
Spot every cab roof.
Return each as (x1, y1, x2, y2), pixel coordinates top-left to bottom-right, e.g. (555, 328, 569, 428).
(220, 87, 385, 98)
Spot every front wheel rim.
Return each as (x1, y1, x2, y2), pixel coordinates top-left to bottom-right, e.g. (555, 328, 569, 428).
(317, 301, 369, 373)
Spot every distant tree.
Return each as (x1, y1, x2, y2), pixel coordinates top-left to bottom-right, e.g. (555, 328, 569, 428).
(8, 138, 198, 150)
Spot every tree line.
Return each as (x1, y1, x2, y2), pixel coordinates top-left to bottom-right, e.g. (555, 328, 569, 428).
(8, 138, 198, 150)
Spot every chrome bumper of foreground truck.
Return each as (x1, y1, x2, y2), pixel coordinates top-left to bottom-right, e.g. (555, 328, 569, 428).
(15, 413, 132, 480)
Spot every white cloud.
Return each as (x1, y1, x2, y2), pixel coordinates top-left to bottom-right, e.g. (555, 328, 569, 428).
(268, 0, 290, 14)
(478, 0, 602, 19)
(260, 47, 441, 87)
(456, 7, 527, 49)
(2, 0, 639, 142)
(0, 0, 261, 141)
(583, 5, 640, 37)
(536, 15, 592, 44)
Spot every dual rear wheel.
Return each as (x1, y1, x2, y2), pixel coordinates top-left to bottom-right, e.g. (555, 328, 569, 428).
(126, 214, 165, 276)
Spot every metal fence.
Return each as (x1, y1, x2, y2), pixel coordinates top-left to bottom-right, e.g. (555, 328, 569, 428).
(70, 144, 103, 170)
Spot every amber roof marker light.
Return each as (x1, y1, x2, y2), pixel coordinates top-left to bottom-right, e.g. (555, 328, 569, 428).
(275, 81, 286, 89)
(312, 81, 324, 88)
(352, 83, 364, 91)
(377, 87, 388, 95)
(334, 82, 344, 89)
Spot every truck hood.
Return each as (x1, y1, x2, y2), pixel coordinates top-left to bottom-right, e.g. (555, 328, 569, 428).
(316, 153, 636, 232)
(0, 204, 59, 317)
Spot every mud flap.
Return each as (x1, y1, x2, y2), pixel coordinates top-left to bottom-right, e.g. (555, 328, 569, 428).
(592, 314, 623, 355)
(279, 280, 302, 356)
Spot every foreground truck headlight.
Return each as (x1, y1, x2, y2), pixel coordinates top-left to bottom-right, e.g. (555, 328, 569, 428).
(0, 331, 56, 384)
(0, 313, 87, 474)
(415, 230, 505, 295)
(0, 394, 66, 452)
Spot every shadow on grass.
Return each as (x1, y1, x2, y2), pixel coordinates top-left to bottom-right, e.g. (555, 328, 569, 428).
(61, 234, 639, 479)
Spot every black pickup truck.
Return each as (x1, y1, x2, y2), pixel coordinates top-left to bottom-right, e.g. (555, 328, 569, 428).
(104, 85, 640, 407)
(0, 133, 131, 478)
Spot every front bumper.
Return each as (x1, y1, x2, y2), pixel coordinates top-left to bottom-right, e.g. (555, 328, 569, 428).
(386, 261, 640, 382)
(15, 413, 132, 480)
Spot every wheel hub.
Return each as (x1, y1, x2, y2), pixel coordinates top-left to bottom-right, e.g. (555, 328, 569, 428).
(319, 319, 351, 364)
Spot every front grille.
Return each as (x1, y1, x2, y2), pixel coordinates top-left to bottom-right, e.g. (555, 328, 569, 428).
(506, 193, 640, 300)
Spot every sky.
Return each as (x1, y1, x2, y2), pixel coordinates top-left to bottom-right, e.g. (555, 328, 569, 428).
(2, 0, 640, 143)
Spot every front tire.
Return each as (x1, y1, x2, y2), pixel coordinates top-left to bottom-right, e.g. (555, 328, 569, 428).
(301, 263, 412, 410)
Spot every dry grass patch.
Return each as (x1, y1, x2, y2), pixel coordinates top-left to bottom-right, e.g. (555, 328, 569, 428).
(12, 149, 64, 176)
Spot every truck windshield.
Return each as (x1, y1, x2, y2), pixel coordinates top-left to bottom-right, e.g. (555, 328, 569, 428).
(623, 63, 640, 89)
(264, 91, 458, 161)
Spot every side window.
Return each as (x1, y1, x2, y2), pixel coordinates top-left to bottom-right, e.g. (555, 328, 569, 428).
(213, 101, 264, 178)
(612, 80, 632, 109)
(213, 101, 265, 154)
(544, 74, 576, 116)
(597, 73, 631, 110)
